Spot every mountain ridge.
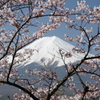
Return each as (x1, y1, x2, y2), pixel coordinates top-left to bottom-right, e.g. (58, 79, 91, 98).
(16, 36, 86, 68)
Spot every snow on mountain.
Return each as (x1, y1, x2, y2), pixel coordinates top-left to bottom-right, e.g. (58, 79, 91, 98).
(16, 36, 86, 68)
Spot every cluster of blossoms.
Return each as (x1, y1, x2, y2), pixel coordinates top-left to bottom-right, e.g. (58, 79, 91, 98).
(14, 92, 33, 100)
(66, 83, 76, 90)
(89, 6, 100, 23)
(83, 60, 99, 69)
(32, 8, 45, 17)
(0, 65, 20, 82)
(14, 48, 34, 64)
(13, 90, 83, 100)
(91, 75, 100, 80)
(72, 1, 100, 24)
(65, 27, 93, 45)
(84, 82, 100, 99)
(0, 5, 19, 27)
(33, 23, 61, 38)
(18, 0, 29, 3)
(59, 49, 72, 58)
(25, 68, 58, 80)
(73, 1, 89, 12)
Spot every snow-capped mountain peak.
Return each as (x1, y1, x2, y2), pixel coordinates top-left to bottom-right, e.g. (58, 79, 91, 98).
(16, 36, 85, 67)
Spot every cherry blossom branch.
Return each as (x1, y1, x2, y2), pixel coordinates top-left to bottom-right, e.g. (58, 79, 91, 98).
(31, 12, 82, 19)
(16, 37, 37, 51)
(77, 70, 100, 77)
(14, 78, 37, 92)
(0, 80, 39, 100)
(46, 72, 74, 100)
(46, 33, 92, 99)
(72, 65, 89, 100)
(89, 24, 100, 42)
(85, 56, 100, 60)
(0, 0, 10, 8)
(0, 15, 32, 60)
(7, 34, 19, 82)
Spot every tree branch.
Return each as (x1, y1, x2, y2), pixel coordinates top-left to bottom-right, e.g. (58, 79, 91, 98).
(0, 81, 39, 100)
(46, 72, 74, 100)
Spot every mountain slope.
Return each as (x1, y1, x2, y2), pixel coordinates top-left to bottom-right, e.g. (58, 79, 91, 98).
(16, 36, 86, 68)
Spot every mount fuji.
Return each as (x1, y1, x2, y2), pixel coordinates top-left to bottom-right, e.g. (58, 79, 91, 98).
(16, 36, 86, 68)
